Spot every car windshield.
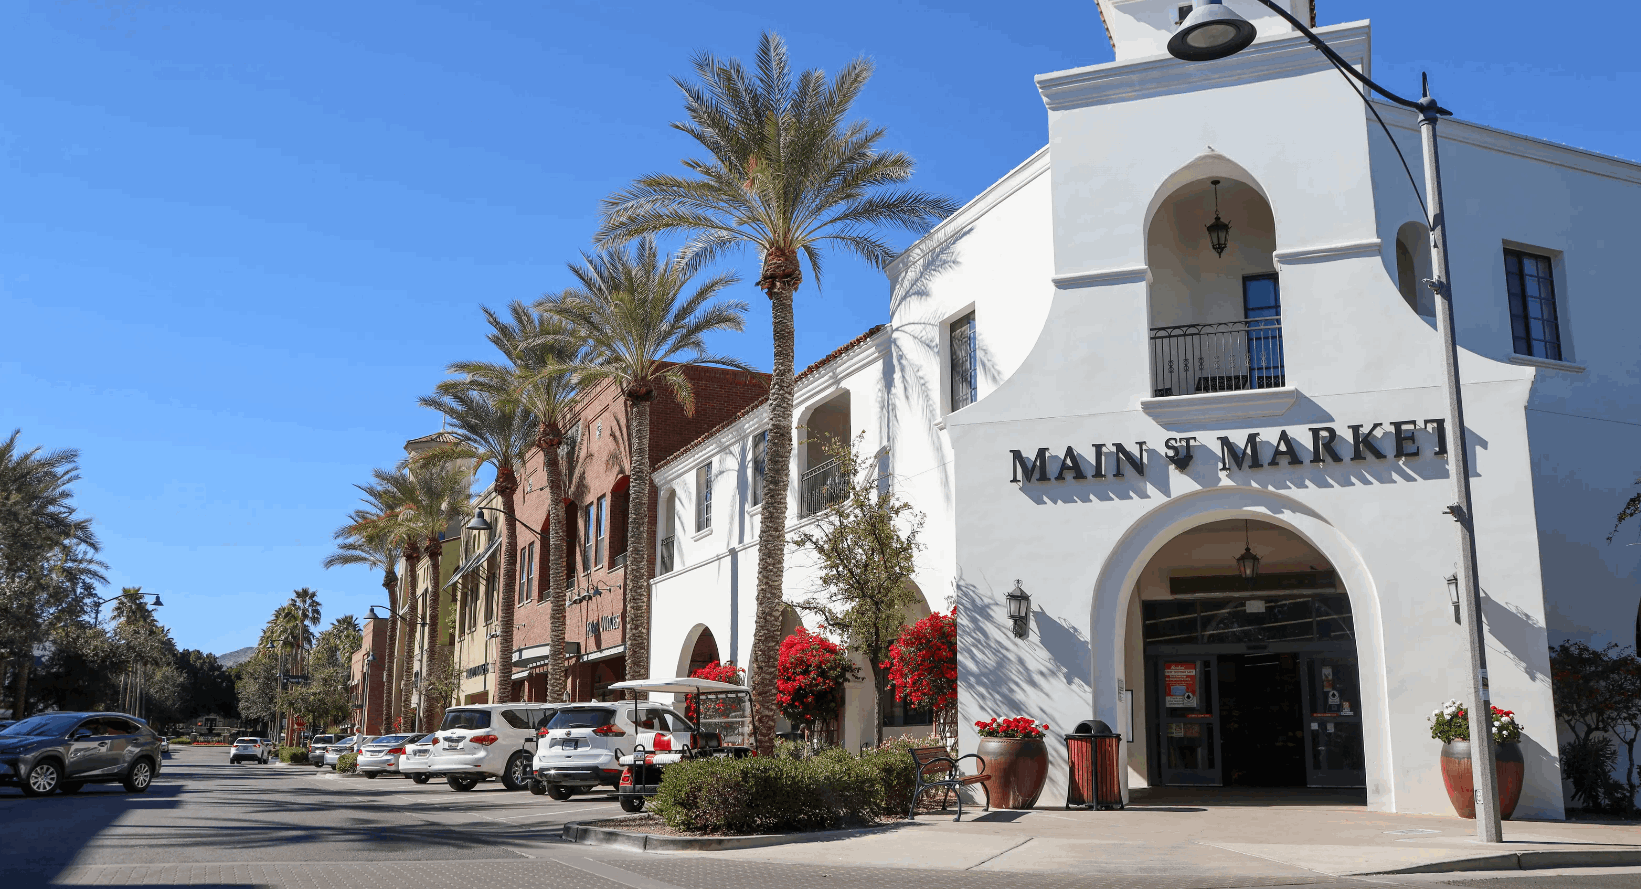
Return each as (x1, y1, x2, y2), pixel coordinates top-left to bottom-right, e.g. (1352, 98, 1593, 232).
(405, 733, 434, 745)
(313, 736, 334, 745)
(371, 734, 413, 745)
(439, 710, 491, 731)
(235, 738, 259, 744)
(334, 736, 356, 746)
(546, 707, 616, 730)
(4, 714, 84, 738)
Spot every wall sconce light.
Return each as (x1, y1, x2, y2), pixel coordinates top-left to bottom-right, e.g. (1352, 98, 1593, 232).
(1206, 179, 1231, 257)
(1446, 573, 1461, 624)
(1006, 579, 1031, 639)
(1235, 520, 1260, 581)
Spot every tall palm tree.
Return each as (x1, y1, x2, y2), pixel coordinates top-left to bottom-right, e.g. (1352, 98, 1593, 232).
(323, 525, 399, 728)
(286, 587, 323, 674)
(346, 467, 423, 729)
(595, 33, 955, 750)
(542, 238, 748, 683)
(416, 387, 536, 704)
(448, 302, 588, 704)
(395, 456, 470, 728)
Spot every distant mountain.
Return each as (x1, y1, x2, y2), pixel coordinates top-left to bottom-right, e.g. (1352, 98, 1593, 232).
(216, 646, 258, 668)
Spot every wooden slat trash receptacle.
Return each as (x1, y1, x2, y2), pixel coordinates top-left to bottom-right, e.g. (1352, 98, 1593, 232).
(1066, 720, 1124, 810)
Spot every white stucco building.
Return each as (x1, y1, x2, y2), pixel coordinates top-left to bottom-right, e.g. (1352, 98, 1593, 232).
(646, 0, 1641, 818)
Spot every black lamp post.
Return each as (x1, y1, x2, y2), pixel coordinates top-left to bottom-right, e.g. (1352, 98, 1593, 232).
(1165, 0, 1502, 843)
(1006, 580, 1031, 639)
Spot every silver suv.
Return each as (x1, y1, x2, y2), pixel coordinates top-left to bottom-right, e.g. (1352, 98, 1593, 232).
(424, 704, 558, 792)
(0, 712, 163, 797)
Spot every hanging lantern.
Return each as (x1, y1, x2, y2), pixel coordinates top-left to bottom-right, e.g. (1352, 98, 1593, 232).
(1206, 179, 1231, 257)
(1005, 579, 1031, 639)
(1235, 520, 1260, 580)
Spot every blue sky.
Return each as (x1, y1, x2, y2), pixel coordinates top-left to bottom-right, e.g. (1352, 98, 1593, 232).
(3, 1, 1635, 656)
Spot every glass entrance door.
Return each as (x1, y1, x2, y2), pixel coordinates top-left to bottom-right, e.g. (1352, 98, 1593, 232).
(1152, 656, 1221, 785)
(1299, 655, 1367, 787)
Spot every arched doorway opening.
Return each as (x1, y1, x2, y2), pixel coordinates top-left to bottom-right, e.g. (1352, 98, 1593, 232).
(1125, 518, 1365, 789)
(686, 626, 721, 676)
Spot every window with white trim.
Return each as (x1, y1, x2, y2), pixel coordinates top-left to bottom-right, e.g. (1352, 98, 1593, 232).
(949, 312, 977, 411)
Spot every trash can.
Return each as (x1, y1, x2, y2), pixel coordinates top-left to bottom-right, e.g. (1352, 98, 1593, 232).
(1067, 720, 1124, 811)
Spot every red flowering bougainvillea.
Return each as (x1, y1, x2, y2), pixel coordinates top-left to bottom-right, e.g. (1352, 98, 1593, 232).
(685, 660, 745, 723)
(975, 717, 1049, 739)
(883, 610, 956, 721)
(776, 627, 859, 729)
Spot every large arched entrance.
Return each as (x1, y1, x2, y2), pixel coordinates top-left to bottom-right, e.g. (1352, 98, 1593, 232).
(1127, 519, 1364, 789)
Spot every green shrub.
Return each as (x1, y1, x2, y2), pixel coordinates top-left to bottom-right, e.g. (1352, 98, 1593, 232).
(169, 737, 193, 745)
(276, 746, 306, 764)
(859, 746, 919, 816)
(335, 752, 359, 773)
(652, 750, 883, 835)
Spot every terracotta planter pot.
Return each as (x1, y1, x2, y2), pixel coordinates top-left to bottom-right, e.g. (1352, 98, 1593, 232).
(1440, 740, 1524, 820)
(975, 736, 1049, 809)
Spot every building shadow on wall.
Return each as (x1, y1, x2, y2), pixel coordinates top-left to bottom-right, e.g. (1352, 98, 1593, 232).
(957, 572, 1092, 732)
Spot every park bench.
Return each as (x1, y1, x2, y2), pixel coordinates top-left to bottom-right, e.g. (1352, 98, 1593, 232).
(908, 746, 989, 821)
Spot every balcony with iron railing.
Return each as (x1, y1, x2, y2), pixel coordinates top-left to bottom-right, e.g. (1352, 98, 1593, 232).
(1149, 316, 1286, 398)
(800, 457, 848, 517)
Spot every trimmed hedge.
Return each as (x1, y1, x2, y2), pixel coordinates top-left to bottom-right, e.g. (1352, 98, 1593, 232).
(651, 746, 918, 835)
(335, 752, 358, 773)
(277, 746, 306, 764)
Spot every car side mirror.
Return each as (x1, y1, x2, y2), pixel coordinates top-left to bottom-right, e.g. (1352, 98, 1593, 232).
(71, 729, 94, 741)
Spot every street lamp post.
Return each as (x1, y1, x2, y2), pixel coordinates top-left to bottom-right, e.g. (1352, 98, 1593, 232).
(1167, 0, 1503, 842)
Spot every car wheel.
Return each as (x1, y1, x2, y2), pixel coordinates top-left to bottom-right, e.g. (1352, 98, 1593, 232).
(412, 774, 429, 785)
(122, 759, 154, 793)
(548, 784, 573, 801)
(364, 772, 378, 779)
(447, 776, 478, 792)
(500, 753, 530, 792)
(528, 779, 546, 796)
(618, 795, 645, 813)
(60, 782, 85, 794)
(21, 761, 62, 797)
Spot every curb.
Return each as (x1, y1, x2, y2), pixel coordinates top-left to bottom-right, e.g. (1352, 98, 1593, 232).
(562, 818, 904, 852)
(1368, 848, 1641, 875)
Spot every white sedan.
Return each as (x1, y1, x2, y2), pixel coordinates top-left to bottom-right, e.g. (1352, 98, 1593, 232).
(228, 737, 270, 764)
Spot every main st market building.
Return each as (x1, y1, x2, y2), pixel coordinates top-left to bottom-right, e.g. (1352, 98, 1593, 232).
(646, 0, 1641, 819)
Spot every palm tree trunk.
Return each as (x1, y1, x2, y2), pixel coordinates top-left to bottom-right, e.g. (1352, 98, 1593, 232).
(492, 469, 520, 704)
(378, 569, 397, 734)
(422, 534, 444, 729)
(624, 395, 653, 683)
(540, 427, 567, 704)
(384, 566, 406, 730)
(399, 547, 421, 729)
(749, 283, 797, 756)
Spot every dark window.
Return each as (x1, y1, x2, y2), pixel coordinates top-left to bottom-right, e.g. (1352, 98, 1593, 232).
(751, 431, 769, 506)
(949, 312, 977, 411)
(439, 709, 492, 731)
(518, 542, 535, 604)
(4, 713, 80, 738)
(499, 710, 532, 730)
(594, 495, 607, 566)
(1243, 274, 1285, 389)
(696, 463, 713, 532)
(610, 485, 629, 562)
(1505, 248, 1561, 360)
(103, 717, 141, 736)
(547, 707, 617, 730)
(1177, 4, 1193, 24)
(882, 690, 933, 727)
(583, 503, 596, 570)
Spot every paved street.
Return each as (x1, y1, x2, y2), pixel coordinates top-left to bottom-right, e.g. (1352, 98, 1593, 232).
(3, 747, 1639, 889)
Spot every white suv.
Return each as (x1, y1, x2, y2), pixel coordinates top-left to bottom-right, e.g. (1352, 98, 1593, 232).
(424, 704, 559, 792)
(229, 737, 270, 764)
(530, 701, 696, 800)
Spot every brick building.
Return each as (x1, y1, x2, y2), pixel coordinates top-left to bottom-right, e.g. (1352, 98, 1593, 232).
(348, 616, 389, 735)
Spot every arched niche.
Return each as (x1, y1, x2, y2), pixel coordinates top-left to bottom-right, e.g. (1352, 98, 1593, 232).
(1146, 175, 1279, 329)
(1392, 220, 1435, 317)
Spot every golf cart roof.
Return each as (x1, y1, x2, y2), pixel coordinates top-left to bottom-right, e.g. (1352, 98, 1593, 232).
(607, 677, 748, 694)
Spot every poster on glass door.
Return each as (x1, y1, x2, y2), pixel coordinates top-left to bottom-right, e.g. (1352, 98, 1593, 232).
(1164, 662, 1199, 709)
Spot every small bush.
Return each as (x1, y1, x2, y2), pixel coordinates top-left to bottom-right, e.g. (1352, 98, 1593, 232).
(651, 750, 882, 835)
(276, 746, 306, 764)
(170, 737, 193, 745)
(1562, 735, 1631, 813)
(335, 752, 359, 773)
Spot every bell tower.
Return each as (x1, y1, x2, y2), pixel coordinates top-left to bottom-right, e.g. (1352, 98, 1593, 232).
(1094, 0, 1316, 61)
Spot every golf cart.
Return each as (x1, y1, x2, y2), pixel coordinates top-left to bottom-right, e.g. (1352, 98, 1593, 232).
(607, 677, 753, 813)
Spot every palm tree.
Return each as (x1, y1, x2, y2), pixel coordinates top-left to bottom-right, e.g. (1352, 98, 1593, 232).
(396, 456, 470, 728)
(286, 587, 323, 674)
(322, 518, 400, 720)
(416, 387, 536, 704)
(541, 238, 748, 683)
(447, 302, 588, 704)
(345, 467, 423, 729)
(595, 33, 955, 750)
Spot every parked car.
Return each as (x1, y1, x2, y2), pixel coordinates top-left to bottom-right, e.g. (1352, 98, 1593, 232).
(601, 678, 753, 813)
(397, 733, 438, 784)
(0, 720, 16, 733)
(0, 711, 163, 796)
(323, 736, 367, 768)
(159, 737, 170, 755)
(229, 737, 271, 764)
(423, 704, 560, 792)
(356, 733, 423, 778)
(308, 734, 336, 767)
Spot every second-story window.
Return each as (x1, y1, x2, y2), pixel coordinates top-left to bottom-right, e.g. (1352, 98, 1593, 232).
(1505, 248, 1561, 360)
(583, 503, 595, 571)
(751, 430, 769, 506)
(696, 463, 713, 532)
(518, 542, 535, 604)
(949, 312, 976, 411)
(484, 562, 498, 623)
(594, 495, 607, 567)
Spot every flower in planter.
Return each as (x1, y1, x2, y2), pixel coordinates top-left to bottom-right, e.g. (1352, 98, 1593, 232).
(1428, 700, 1522, 744)
(974, 717, 1049, 739)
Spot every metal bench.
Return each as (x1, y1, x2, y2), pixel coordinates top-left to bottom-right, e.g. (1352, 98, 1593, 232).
(908, 746, 989, 821)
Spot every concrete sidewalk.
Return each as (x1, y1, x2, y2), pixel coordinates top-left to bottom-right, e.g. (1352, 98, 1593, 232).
(667, 793, 1641, 877)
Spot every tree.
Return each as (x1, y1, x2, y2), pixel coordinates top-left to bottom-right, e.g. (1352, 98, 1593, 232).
(884, 610, 957, 744)
(342, 467, 421, 729)
(541, 238, 749, 682)
(776, 627, 856, 740)
(0, 430, 107, 718)
(448, 301, 589, 704)
(282, 616, 362, 736)
(417, 387, 535, 705)
(1608, 477, 1641, 645)
(791, 434, 923, 746)
(323, 519, 400, 713)
(597, 33, 955, 752)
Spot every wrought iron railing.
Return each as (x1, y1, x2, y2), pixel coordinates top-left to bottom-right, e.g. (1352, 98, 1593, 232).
(1149, 316, 1286, 398)
(800, 457, 848, 517)
(658, 536, 675, 575)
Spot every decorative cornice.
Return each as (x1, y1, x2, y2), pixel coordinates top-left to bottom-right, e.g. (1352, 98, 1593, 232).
(1273, 239, 1383, 265)
(888, 147, 1050, 278)
(1507, 354, 1587, 375)
(1037, 21, 1369, 112)
(1052, 265, 1150, 288)
(1140, 387, 1301, 427)
(1373, 101, 1641, 187)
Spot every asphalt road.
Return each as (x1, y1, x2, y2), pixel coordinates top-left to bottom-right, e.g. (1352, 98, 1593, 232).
(1, 746, 1637, 889)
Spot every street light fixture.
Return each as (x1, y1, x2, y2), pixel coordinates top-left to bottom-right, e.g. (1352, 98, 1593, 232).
(1166, 0, 1502, 843)
(1005, 580, 1031, 639)
(1235, 521, 1261, 581)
